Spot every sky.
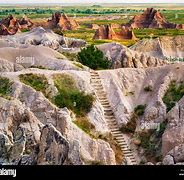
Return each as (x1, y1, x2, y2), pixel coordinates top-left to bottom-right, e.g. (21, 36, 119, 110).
(1, 0, 184, 4)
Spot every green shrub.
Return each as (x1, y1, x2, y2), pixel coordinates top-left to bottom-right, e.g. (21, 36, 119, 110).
(134, 104, 147, 116)
(162, 81, 184, 112)
(53, 74, 94, 116)
(0, 76, 12, 98)
(138, 131, 157, 156)
(78, 44, 110, 70)
(19, 73, 48, 95)
(144, 85, 153, 92)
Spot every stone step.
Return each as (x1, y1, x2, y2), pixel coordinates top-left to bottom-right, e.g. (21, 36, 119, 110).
(113, 135, 124, 139)
(107, 121, 117, 125)
(119, 142, 128, 146)
(102, 105, 111, 108)
(111, 129, 121, 133)
(91, 78, 100, 81)
(120, 146, 129, 149)
(96, 91, 106, 95)
(107, 121, 117, 124)
(122, 149, 133, 153)
(125, 154, 135, 158)
(93, 83, 103, 89)
(90, 73, 99, 75)
(116, 139, 127, 143)
(111, 131, 122, 134)
(91, 76, 100, 78)
(90, 72, 137, 165)
(104, 112, 114, 116)
(103, 108, 113, 111)
(96, 92, 106, 95)
(112, 132, 123, 135)
(101, 103, 110, 106)
(109, 124, 119, 129)
(105, 116, 115, 119)
(100, 100, 109, 103)
(98, 96, 107, 99)
(91, 79, 101, 82)
(90, 71, 98, 74)
(106, 117, 116, 120)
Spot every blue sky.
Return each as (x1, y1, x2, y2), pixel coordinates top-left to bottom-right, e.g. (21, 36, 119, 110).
(1, 0, 184, 4)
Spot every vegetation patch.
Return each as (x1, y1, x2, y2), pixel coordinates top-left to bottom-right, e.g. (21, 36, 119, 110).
(120, 104, 146, 134)
(134, 104, 147, 116)
(125, 91, 134, 96)
(53, 74, 94, 116)
(72, 62, 84, 69)
(0, 76, 12, 99)
(78, 44, 110, 70)
(74, 116, 95, 136)
(120, 113, 137, 134)
(136, 119, 168, 163)
(162, 80, 184, 112)
(19, 73, 49, 96)
(144, 85, 153, 92)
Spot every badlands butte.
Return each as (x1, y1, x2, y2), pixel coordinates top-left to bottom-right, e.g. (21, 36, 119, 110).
(0, 7, 184, 165)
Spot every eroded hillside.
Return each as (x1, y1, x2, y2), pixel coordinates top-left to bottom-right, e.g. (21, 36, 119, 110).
(0, 25, 184, 165)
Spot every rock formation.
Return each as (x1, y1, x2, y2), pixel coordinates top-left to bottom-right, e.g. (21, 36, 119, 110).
(130, 35, 184, 59)
(48, 12, 79, 30)
(97, 43, 167, 68)
(93, 25, 136, 40)
(93, 25, 117, 40)
(0, 14, 33, 36)
(3, 27, 86, 50)
(0, 69, 116, 165)
(128, 8, 184, 29)
(0, 24, 16, 35)
(116, 26, 137, 40)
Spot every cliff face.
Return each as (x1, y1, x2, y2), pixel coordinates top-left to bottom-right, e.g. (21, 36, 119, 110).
(97, 43, 167, 69)
(48, 12, 79, 30)
(0, 69, 116, 165)
(93, 25, 136, 40)
(98, 64, 184, 165)
(130, 35, 184, 59)
(128, 8, 184, 29)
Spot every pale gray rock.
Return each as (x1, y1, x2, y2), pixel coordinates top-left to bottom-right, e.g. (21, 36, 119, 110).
(131, 35, 184, 59)
(97, 43, 167, 69)
(36, 123, 69, 165)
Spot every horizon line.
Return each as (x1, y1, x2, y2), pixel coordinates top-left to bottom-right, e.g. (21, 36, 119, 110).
(0, 2, 184, 4)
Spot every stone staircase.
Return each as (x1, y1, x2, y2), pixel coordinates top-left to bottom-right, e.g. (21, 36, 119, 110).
(90, 70, 137, 165)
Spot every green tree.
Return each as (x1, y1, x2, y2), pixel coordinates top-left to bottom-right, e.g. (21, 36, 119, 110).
(78, 44, 110, 70)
